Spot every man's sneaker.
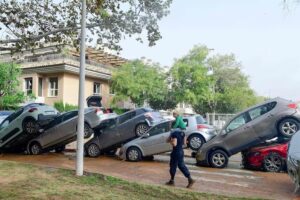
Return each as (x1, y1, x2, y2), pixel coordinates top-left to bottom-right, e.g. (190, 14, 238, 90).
(186, 178, 195, 188)
(165, 180, 175, 186)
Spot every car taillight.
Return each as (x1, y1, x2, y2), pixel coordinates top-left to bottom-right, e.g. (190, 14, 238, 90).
(288, 103, 298, 109)
(28, 108, 38, 113)
(197, 124, 209, 130)
(95, 108, 103, 114)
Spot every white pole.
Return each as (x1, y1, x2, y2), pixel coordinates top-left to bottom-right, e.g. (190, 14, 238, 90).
(76, 0, 87, 176)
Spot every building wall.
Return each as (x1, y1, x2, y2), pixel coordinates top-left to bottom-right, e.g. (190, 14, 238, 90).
(19, 72, 112, 107)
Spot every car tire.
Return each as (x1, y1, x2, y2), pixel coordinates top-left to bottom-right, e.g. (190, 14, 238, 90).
(23, 119, 39, 134)
(263, 152, 284, 172)
(188, 134, 204, 151)
(87, 143, 101, 158)
(278, 118, 299, 138)
(84, 123, 94, 139)
(135, 123, 149, 137)
(209, 150, 229, 168)
(30, 142, 42, 155)
(126, 147, 142, 162)
(55, 146, 66, 153)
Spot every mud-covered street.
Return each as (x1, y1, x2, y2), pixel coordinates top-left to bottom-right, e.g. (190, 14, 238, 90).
(0, 152, 298, 200)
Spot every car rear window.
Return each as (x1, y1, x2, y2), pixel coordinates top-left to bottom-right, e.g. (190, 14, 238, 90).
(196, 115, 206, 124)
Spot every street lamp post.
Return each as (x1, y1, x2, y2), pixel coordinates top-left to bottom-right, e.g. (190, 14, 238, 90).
(76, 0, 87, 176)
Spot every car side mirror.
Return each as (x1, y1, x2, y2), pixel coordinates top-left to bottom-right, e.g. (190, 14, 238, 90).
(221, 130, 227, 136)
(142, 133, 150, 138)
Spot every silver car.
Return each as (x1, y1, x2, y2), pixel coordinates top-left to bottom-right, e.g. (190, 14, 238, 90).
(287, 130, 300, 193)
(196, 97, 300, 168)
(84, 108, 163, 157)
(119, 117, 217, 162)
(27, 108, 117, 155)
(0, 103, 58, 149)
(0, 111, 13, 124)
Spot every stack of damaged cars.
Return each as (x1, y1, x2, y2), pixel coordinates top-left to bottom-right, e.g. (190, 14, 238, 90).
(118, 115, 216, 162)
(0, 103, 59, 152)
(196, 97, 300, 169)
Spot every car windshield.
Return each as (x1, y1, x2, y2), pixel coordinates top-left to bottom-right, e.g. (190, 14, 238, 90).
(0, 108, 23, 130)
(196, 115, 207, 124)
(147, 121, 172, 137)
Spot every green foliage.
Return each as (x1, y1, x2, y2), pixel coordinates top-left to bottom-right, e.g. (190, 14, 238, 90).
(112, 60, 168, 107)
(0, 63, 26, 110)
(0, 0, 172, 52)
(170, 45, 212, 106)
(170, 45, 262, 114)
(110, 107, 129, 115)
(54, 101, 78, 112)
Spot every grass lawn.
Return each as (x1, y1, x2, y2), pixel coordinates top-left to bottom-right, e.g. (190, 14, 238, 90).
(0, 160, 264, 200)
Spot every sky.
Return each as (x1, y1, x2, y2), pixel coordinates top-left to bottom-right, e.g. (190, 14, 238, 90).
(119, 0, 300, 101)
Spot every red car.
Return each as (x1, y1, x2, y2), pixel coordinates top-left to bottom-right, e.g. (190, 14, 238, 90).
(242, 141, 288, 172)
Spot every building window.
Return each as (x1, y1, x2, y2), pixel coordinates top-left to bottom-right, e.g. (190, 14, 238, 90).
(24, 78, 33, 95)
(38, 78, 43, 97)
(49, 77, 58, 97)
(93, 82, 101, 95)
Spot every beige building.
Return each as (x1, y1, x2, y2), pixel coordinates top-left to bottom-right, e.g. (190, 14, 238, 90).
(0, 45, 127, 108)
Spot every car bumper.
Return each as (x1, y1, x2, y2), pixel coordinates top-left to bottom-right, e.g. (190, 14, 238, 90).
(196, 149, 209, 166)
(287, 157, 300, 192)
(118, 146, 127, 160)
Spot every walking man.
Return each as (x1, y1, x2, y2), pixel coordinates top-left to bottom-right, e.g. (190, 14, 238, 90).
(166, 111, 195, 188)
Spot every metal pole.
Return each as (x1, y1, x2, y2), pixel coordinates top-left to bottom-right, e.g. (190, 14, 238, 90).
(76, 0, 86, 176)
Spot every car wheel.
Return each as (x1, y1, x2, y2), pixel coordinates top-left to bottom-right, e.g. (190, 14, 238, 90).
(30, 143, 42, 155)
(84, 123, 94, 138)
(209, 150, 229, 168)
(188, 134, 204, 151)
(263, 152, 283, 172)
(55, 146, 66, 153)
(278, 118, 299, 138)
(23, 119, 39, 134)
(126, 147, 142, 162)
(135, 123, 149, 137)
(87, 143, 101, 157)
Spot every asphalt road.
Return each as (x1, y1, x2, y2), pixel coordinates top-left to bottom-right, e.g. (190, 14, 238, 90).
(0, 151, 299, 200)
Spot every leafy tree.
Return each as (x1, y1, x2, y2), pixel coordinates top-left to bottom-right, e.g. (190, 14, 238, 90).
(170, 45, 212, 107)
(170, 45, 261, 114)
(0, 63, 26, 109)
(112, 60, 167, 107)
(0, 0, 172, 52)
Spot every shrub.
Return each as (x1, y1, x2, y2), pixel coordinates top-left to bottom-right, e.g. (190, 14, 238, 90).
(54, 101, 78, 112)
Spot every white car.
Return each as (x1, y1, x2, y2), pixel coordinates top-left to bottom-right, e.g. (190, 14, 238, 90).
(0, 103, 59, 149)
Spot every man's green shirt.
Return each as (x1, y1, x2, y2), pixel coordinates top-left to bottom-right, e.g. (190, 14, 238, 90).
(173, 116, 186, 129)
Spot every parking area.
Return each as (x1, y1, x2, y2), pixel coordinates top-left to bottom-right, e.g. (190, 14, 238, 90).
(0, 152, 298, 200)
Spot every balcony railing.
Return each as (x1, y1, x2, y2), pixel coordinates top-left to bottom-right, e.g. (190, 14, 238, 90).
(0, 53, 112, 70)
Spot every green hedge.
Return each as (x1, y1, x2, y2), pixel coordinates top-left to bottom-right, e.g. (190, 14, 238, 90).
(54, 101, 78, 112)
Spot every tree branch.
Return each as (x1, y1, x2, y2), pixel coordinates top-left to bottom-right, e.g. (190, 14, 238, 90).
(0, 23, 102, 44)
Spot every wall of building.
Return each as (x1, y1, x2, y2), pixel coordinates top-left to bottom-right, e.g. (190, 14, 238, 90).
(62, 73, 111, 107)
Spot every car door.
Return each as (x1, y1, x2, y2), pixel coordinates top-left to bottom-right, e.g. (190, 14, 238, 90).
(116, 111, 136, 141)
(141, 122, 172, 156)
(247, 102, 277, 140)
(39, 115, 64, 148)
(222, 112, 259, 155)
(55, 111, 79, 142)
(98, 118, 119, 149)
